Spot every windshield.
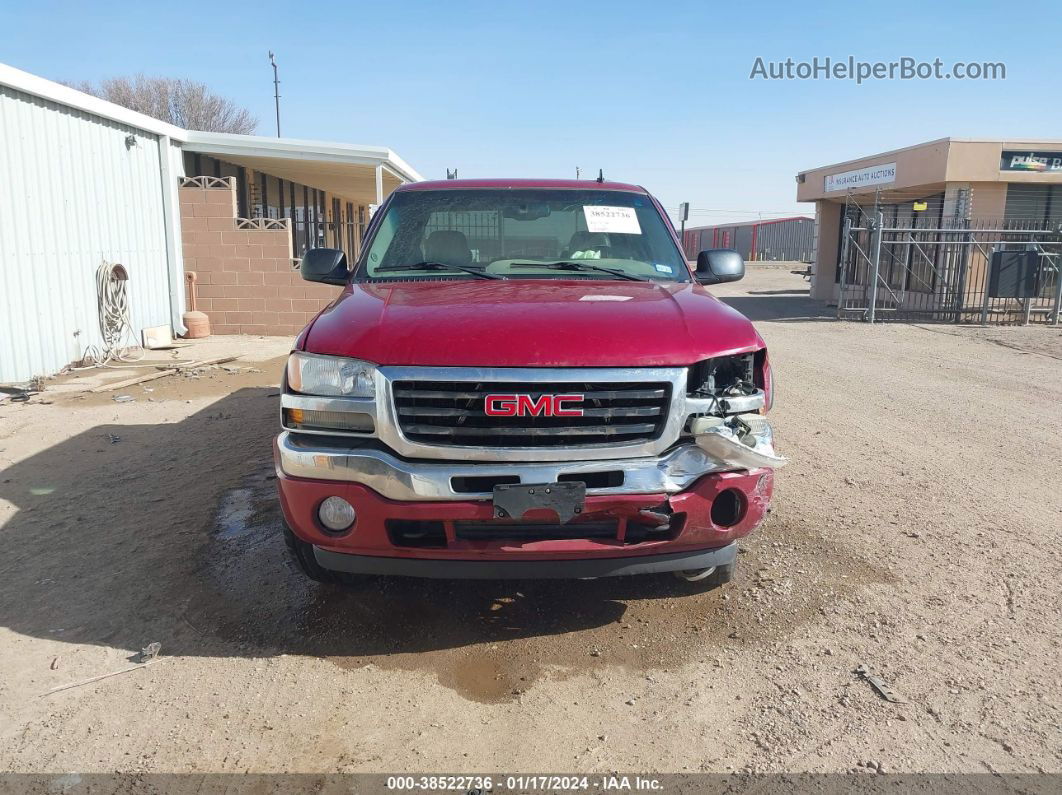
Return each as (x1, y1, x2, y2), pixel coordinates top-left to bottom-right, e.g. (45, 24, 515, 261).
(358, 189, 690, 282)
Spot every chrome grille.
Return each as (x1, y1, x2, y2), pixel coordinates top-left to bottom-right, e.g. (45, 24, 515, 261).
(392, 380, 671, 448)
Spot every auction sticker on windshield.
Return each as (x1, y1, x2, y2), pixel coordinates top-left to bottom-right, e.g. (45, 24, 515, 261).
(584, 205, 642, 234)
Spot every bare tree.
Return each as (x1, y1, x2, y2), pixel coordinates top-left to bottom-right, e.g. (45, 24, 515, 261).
(68, 75, 257, 134)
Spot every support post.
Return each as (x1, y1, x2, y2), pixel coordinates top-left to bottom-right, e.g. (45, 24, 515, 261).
(980, 246, 994, 326)
(157, 135, 187, 336)
(867, 210, 884, 323)
(375, 164, 384, 207)
(1023, 253, 1034, 326)
(837, 215, 851, 320)
(1053, 258, 1062, 326)
(952, 220, 971, 323)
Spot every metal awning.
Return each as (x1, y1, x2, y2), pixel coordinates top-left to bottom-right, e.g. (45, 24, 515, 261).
(180, 131, 423, 205)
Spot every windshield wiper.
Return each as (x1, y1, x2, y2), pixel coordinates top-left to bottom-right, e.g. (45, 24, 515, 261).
(507, 261, 648, 282)
(375, 262, 503, 280)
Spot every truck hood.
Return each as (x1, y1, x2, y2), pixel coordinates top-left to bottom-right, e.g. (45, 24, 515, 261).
(303, 279, 763, 367)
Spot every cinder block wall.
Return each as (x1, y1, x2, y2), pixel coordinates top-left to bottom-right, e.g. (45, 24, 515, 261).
(178, 178, 340, 336)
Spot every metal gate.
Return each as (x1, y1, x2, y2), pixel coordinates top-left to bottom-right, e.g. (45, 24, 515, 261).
(838, 211, 1062, 324)
(291, 203, 365, 264)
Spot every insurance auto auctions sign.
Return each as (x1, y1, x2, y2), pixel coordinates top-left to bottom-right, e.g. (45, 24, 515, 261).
(824, 162, 897, 192)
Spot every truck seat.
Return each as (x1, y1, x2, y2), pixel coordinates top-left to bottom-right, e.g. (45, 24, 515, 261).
(565, 231, 610, 259)
(423, 230, 473, 267)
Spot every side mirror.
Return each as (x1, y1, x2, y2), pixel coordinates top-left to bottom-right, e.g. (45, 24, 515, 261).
(299, 248, 348, 285)
(695, 248, 745, 285)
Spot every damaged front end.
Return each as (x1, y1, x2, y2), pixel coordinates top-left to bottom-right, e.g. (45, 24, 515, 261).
(685, 351, 787, 472)
(275, 351, 785, 578)
(691, 414, 786, 470)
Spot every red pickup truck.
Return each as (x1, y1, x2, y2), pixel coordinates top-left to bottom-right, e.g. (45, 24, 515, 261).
(274, 179, 784, 586)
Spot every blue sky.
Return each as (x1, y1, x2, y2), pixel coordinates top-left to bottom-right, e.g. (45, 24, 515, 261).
(3, 0, 1058, 224)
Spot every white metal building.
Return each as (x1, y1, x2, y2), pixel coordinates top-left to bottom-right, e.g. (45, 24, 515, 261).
(0, 62, 422, 384)
(0, 65, 187, 384)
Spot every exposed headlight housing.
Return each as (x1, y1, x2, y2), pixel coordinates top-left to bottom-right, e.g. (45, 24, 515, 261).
(687, 353, 755, 397)
(286, 353, 376, 398)
(686, 352, 768, 417)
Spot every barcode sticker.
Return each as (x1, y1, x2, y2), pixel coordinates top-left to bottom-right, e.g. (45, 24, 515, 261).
(583, 206, 642, 235)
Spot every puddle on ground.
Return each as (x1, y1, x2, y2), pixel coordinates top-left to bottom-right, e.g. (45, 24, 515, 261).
(185, 471, 891, 704)
(215, 488, 255, 540)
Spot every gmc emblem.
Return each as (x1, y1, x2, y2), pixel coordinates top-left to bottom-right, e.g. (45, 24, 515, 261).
(484, 393, 584, 417)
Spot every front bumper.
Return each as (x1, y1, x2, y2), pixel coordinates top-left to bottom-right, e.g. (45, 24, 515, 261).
(275, 414, 781, 501)
(313, 543, 738, 579)
(275, 445, 774, 571)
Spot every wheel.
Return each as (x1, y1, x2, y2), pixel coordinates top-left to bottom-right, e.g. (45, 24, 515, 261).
(671, 558, 736, 590)
(283, 525, 364, 586)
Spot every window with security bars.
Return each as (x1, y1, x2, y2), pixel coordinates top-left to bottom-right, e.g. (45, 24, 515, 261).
(1005, 184, 1062, 227)
(424, 211, 502, 262)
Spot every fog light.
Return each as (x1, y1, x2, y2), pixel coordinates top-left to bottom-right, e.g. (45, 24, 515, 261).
(318, 496, 356, 532)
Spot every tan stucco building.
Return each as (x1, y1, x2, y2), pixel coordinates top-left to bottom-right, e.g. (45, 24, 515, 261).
(797, 138, 1062, 303)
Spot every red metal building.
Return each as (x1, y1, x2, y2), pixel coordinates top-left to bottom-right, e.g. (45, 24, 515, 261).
(682, 216, 814, 262)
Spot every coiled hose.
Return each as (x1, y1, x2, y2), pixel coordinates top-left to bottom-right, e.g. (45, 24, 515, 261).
(76, 261, 144, 368)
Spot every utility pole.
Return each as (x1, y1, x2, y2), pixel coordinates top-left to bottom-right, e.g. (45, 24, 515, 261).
(268, 51, 281, 137)
(576, 167, 581, 180)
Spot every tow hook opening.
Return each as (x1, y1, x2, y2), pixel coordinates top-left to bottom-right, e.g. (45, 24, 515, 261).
(674, 566, 716, 582)
(710, 488, 746, 528)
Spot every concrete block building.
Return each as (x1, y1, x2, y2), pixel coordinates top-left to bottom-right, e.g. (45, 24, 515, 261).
(797, 138, 1062, 322)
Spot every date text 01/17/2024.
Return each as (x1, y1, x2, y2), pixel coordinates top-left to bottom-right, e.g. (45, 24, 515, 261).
(385, 775, 664, 791)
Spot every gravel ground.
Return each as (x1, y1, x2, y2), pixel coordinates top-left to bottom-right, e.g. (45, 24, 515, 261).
(0, 268, 1059, 776)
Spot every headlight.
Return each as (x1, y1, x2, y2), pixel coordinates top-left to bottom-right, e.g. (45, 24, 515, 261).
(286, 353, 376, 397)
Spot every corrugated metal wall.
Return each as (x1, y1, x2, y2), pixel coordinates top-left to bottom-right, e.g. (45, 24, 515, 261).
(683, 218, 815, 262)
(0, 85, 174, 383)
(684, 225, 750, 259)
(754, 218, 815, 262)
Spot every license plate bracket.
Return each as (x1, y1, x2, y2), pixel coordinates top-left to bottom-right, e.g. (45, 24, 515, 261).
(492, 481, 586, 523)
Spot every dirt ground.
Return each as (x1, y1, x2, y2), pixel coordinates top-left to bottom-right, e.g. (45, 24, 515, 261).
(0, 267, 1060, 776)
